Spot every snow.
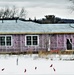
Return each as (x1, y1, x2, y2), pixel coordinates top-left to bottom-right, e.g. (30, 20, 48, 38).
(0, 20, 74, 34)
(0, 54, 74, 75)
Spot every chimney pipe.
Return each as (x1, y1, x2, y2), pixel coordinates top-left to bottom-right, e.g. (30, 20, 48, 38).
(2, 20, 3, 23)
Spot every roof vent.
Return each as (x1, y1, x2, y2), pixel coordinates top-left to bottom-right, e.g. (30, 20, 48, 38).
(2, 20, 3, 23)
(15, 17, 19, 23)
(16, 19, 17, 23)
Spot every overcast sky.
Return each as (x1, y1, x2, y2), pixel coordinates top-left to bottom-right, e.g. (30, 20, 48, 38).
(0, 0, 74, 19)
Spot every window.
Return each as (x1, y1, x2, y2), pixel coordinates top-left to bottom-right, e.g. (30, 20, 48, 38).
(0, 36, 12, 46)
(25, 35, 39, 46)
(0, 37, 5, 46)
(6, 36, 11, 46)
(26, 36, 31, 45)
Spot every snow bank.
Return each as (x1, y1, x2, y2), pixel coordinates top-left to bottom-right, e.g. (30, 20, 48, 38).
(0, 54, 74, 75)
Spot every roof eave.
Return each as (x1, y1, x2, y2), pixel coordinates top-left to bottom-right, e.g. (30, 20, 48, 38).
(0, 32, 74, 34)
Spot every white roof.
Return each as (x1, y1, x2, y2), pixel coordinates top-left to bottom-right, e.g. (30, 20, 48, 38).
(0, 20, 74, 34)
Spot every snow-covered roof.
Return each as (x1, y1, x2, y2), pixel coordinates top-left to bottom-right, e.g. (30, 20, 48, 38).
(0, 20, 74, 34)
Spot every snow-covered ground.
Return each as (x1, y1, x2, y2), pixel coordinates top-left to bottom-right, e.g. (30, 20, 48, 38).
(0, 54, 74, 75)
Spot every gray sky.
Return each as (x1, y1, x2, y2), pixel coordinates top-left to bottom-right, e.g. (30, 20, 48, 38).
(0, 0, 73, 19)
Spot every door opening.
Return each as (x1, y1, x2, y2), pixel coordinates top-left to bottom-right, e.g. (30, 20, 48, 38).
(66, 39, 72, 50)
(48, 37, 50, 51)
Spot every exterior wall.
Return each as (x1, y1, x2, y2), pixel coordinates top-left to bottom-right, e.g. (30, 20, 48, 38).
(50, 34, 74, 50)
(0, 34, 49, 52)
(50, 34, 65, 50)
(20, 34, 49, 51)
(0, 34, 74, 53)
(0, 34, 20, 52)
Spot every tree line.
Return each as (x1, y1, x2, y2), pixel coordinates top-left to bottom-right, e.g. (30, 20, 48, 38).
(0, 6, 27, 19)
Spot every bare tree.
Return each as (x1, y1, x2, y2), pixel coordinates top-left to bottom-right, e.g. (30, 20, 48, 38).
(69, 0, 74, 2)
(19, 7, 27, 18)
(3, 7, 12, 18)
(69, 0, 74, 11)
(0, 6, 27, 19)
(0, 8, 4, 18)
(10, 6, 18, 18)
